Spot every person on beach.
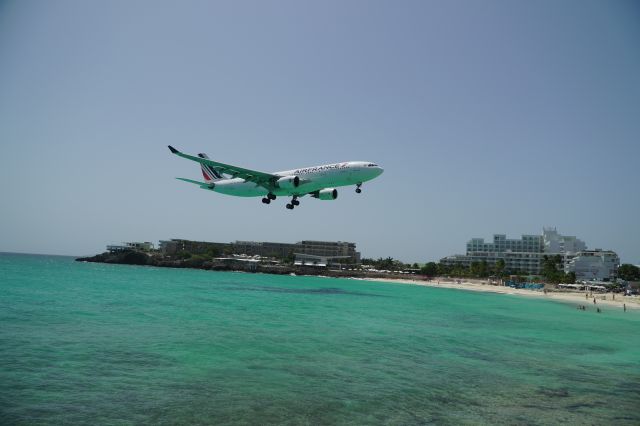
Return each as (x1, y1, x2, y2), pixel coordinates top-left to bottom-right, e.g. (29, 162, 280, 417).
(593, 298, 596, 304)
(624, 304, 626, 312)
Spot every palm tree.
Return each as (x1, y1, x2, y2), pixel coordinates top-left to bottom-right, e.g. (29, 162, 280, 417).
(495, 259, 506, 278)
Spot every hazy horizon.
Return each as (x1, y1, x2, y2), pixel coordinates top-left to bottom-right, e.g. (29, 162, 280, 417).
(1, 1, 639, 263)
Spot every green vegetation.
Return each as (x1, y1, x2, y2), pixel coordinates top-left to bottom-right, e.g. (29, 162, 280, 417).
(430, 262, 513, 279)
(283, 250, 296, 265)
(206, 247, 221, 258)
(495, 259, 506, 278)
(420, 262, 438, 276)
(416, 257, 574, 283)
(541, 255, 575, 284)
(361, 257, 407, 271)
(618, 264, 640, 281)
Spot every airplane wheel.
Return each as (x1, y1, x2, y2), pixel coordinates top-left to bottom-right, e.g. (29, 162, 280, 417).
(292, 200, 300, 206)
(262, 198, 271, 204)
(355, 188, 362, 194)
(286, 204, 294, 210)
(268, 193, 276, 200)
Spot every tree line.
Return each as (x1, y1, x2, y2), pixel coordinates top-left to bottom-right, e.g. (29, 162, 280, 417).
(365, 255, 576, 283)
(618, 264, 640, 281)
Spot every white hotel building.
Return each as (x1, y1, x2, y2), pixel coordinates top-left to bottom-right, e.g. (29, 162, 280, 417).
(440, 227, 618, 280)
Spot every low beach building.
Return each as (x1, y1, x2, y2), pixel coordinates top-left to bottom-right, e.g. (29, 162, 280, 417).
(107, 241, 154, 253)
(293, 253, 353, 267)
(564, 250, 619, 281)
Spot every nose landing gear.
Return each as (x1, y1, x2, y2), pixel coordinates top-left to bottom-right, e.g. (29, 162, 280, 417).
(355, 183, 362, 194)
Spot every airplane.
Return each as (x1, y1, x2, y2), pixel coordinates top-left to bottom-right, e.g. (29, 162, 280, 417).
(168, 146, 383, 210)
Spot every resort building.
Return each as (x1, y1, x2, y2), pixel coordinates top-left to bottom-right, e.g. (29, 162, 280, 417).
(442, 233, 546, 274)
(467, 234, 544, 254)
(440, 227, 614, 277)
(564, 250, 620, 281)
(232, 241, 297, 259)
(107, 241, 154, 253)
(158, 238, 360, 264)
(297, 241, 360, 263)
(543, 227, 586, 255)
(234, 240, 360, 264)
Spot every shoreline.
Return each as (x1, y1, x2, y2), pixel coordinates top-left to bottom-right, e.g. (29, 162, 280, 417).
(361, 277, 639, 310)
(74, 252, 637, 310)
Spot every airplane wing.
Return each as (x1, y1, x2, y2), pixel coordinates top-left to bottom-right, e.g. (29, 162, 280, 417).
(168, 146, 278, 188)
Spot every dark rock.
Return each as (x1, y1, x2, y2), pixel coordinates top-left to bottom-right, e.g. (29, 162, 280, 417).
(119, 251, 149, 265)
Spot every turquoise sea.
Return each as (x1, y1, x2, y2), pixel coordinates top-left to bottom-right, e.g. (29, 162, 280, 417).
(1, 253, 639, 425)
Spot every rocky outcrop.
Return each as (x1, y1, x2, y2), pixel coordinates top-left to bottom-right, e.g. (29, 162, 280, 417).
(76, 251, 149, 266)
(76, 252, 427, 281)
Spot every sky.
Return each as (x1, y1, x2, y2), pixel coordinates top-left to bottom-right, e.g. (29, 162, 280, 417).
(1, 0, 639, 263)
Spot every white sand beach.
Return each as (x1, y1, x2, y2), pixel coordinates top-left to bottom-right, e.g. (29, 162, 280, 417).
(363, 277, 639, 310)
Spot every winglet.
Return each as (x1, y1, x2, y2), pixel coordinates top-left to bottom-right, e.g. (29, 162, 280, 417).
(168, 145, 179, 154)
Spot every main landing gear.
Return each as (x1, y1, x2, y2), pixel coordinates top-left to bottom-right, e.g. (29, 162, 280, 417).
(262, 193, 276, 204)
(355, 183, 362, 194)
(286, 196, 300, 210)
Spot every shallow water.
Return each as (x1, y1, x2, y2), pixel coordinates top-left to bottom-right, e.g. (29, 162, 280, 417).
(1, 253, 639, 425)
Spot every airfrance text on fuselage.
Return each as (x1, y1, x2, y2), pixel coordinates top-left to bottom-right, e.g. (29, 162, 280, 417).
(294, 164, 349, 175)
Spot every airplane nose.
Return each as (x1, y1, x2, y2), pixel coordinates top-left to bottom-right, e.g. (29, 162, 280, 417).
(377, 167, 384, 175)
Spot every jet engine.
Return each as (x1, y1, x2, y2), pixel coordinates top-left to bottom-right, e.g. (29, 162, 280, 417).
(315, 188, 338, 200)
(277, 175, 300, 189)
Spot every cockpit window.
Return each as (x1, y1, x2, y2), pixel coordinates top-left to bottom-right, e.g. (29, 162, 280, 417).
(367, 163, 378, 167)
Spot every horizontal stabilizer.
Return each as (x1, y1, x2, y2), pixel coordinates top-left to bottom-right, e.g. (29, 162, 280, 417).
(176, 177, 215, 189)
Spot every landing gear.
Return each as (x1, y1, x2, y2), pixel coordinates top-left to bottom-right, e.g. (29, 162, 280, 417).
(286, 196, 300, 210)
(355, 183, 362, 194)
(262, 193, 276, 205)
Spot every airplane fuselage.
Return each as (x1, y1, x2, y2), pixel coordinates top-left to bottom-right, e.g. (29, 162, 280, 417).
(168, 145, 383, 209)
(210, 161, 383, 197)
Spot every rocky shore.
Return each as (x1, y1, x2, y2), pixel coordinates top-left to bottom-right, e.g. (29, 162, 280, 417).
(75, 251, 415, 280)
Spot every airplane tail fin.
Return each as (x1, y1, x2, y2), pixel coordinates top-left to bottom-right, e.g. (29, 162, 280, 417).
(197, 153, 225, 181)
